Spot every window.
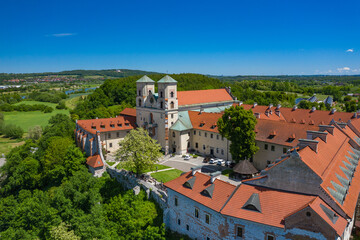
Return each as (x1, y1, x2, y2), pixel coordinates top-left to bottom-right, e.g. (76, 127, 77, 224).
(283, 148, 287, 153)
(170, 91, 174, 98)
(195, 208, 199, 218)
(160, 91, 163, 98)
(138, 99, 142, 107)
(194, 131, 196, 135)
(203, 145, 206, 150)
(138, 90, 141, 96)
(205, 214, 210, 224)
(264, 144, 268, 150)
(171, 114, 174, 118)
(221, 149, 224, 155)
(172, 132, 175, 137)
(116, 132, 119, 138)
(175, 197, 178, 206)
(217, 135, 219, 140)
(211, 134, 213, 138)
(160, 101, 163, 109)
(177, 219, 181, 225)
(108, 133, 111, 138)
(271, 145, 275, 151)
(186, 224, 189, 231)
(199, 132, 201, 136)
(109, 143, 112, 148)
(171, 122, 173, 125)
(205, 133, 207, 137)
(216, 148, 219, 154)
(266, 234, 275, 240)
(267, 160, 271, 165)
(170, 101, 174, 109)
(236, 226, 243, 238)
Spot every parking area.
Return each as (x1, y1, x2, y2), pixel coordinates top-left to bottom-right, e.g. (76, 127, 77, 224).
(159, 155, 240, 185)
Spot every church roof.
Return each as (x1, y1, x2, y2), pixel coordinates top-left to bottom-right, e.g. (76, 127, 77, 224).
(170, 111, 193, 131)
(177, 89, 234, 106)
(158, 75, 177, 83)
(136, 75, 155, 83)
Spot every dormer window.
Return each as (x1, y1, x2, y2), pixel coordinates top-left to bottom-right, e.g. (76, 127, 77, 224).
(125, 123, 130, 126)
(242, 193, 261, 213)
(200, 121, 205, 127)
(117, 122, 122, 127)
(211, 123, 217, 129)
(100, 123, 105, 129)
(183, 176, 196, 189)
(91, 124, 96, 129)
(110, 122, 115, 128)
(201, 184, 215, 198)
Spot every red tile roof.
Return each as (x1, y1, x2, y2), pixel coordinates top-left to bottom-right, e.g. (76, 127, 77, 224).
(188, 111, 223, 133)
(164, 171, 236, 212)
(255, 119, 318, 147)
(120, 108, 137, 117)
(240, 104, 286, 121)
(86, 155, 103, 168)
(77, 115, 136, 134)
(221, 184, 316, 228)
(177, 89, 234, 106)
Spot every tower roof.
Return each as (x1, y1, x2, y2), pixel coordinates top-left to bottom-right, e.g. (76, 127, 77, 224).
(136, 75, 155, 83)
(158, 75, 177, 83)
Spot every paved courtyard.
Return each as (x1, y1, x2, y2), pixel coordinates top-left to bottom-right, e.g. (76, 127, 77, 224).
(159, 155, 240, 185)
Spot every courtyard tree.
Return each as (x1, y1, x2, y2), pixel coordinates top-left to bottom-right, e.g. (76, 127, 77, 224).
(116, 128, 162, 176)
(217, 105, 259, 162)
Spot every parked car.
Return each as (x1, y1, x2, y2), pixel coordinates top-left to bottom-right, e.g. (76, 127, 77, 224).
(209, 158, 216, 164)
(225, 160, 233, 167)
(184, 154, 190, 160)
(203, 157, 210, 163)
(217, 159, 225, 166)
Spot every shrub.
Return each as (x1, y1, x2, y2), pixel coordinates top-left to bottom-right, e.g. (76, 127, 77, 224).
(56, 100, 67, 110)
(4, 124, 24, 139)
(28, 125, 42, 140)
(43, 106, 54, 113)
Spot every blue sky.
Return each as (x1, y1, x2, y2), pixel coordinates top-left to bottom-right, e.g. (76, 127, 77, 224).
(1, 0, 359, 75)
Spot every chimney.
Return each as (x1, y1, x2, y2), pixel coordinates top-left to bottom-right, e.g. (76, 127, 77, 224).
(275, 110, 281, 117)
(269, 103, 273, 109)
(330, 108, 336, 114)
(253, 102, 258, 108)
(199, 107, 204, 114)
(311, 107, 316, 112)
(353, 112, 357, 118)
(191, 166, 202, 176)
(96, 117, 98, 119)
(298, 139, 319, 153)
(210, 171, 221, 183)
(307, 130, 328, 142)
(319, 125, 335, 135)
(239, 101, 243, 106)
(276, 104, 281, 110)
(254, 112, 261, 119)
(293, 105, 298, 111)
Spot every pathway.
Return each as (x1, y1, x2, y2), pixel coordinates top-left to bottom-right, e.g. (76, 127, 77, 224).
(146, 167, 175, 174)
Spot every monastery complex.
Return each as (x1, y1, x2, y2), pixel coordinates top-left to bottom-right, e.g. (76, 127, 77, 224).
(75, 75, 360, 239)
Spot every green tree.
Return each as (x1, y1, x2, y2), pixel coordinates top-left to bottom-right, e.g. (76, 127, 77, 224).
(116, 128, 162, 176)
(50, 222, 80, 240)
(217, 106, 259, 162)
(4, 124, 23, 139)
(27, 125, 42, 140)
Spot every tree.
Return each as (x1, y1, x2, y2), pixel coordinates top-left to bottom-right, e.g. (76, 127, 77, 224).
(217, 106, 259, 162)
(50, 222, 80, 240)
(27, 125, 42, 140)
(4, 124, 24, 139)
(116, 128, 162, 176)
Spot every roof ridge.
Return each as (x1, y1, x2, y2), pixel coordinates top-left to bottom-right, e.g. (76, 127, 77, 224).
(282, 197, 316, 220)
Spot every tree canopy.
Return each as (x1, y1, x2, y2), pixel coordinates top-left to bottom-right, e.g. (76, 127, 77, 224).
(217, 106, 259, 162)
(116, 128, 163, 176)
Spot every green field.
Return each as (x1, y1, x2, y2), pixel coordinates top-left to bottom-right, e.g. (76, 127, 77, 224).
(0, 136, 25, 155)
(151, 169, 183, 183)
(4, 101, 69, 132)
(13, 100, 58, 107)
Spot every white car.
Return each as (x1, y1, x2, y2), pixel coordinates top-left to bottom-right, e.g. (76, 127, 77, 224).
(216, 159, 225, 166)
(184, 155, 190, 160)
(209, 158, 216, 164)
(225, 160, 233, 167)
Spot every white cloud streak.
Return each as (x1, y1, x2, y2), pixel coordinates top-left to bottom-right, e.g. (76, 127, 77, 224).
(346, 49, 354, 52)
(47, 33, 77, 37)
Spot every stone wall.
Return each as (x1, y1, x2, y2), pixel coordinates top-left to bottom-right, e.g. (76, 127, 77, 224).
(106, 164, 168, 210)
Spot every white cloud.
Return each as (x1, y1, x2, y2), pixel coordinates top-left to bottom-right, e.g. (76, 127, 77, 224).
(47, 33, 77, 37)
(337, 67, 351, 72)
(346, 49, 354, 52)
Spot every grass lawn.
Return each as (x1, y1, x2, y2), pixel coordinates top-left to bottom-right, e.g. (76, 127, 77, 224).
(65, 96, 82, 109)
(151, 169, 183, 183)
(116, 163, 170, 173)
(0, 135, 25, 155)
(3, 109, 69, 132)
(106, 161, 116, 166)
(222, 169, 233, 177)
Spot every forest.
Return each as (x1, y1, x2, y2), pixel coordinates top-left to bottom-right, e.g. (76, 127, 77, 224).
(0, 114, 183, 240)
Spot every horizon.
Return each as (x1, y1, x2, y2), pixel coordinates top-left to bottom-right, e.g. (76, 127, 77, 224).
(1, 0, 360, 75)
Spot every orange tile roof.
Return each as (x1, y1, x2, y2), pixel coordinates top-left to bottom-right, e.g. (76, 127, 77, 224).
(255, 119, 318, 147)
(188, 111, 223, 133)
(77, 115, 136, 134)
(239, 104, 356, 125)
(164, 171, 236, 212)
(240, 104, 286, 121)
(86, 155, 103, 168)
(120, 108, 137, 117)
(177, 89, 234, 106)
(221, 184, 316, 228)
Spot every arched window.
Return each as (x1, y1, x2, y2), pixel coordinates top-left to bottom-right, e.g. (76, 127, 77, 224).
(170, 91, 174, 98)
(172, 132, 175, 137)
(160, 101, 163, 109)
(160, 91, 163, 98)
(170, 101, 174, 109)
(138, 99, 142, 107)
(138, 90, 141, 96)
(149, 90, 152, 94)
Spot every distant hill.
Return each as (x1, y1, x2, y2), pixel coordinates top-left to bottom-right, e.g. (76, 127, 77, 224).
(0, 69, 163, 81)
